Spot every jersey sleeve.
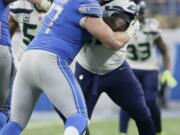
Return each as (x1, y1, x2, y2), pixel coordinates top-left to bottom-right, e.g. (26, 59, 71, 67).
(79, 0, 103, 17)
(9, 1, 33, 23)
(9, 3, 19, 22)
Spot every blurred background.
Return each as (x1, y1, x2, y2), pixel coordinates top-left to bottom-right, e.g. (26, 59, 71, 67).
(143, 0, 180, 28)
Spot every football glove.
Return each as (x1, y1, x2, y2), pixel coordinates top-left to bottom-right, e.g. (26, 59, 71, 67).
(160, 70, 177, 88)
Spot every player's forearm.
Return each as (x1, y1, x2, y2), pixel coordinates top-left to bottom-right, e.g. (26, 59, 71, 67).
(92, 27, 129, 49)
(161, 45, 171, 70)
(112, 32, 129, 49)
(162, 54, 171, 70)
(156, 37, 171, 70)
(83, 17, 129, 49)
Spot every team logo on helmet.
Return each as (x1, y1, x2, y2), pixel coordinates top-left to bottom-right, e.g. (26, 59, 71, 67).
(127, 4, 139, 15)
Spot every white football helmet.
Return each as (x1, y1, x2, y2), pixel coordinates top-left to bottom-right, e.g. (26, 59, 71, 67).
(102, 0, 139, 24)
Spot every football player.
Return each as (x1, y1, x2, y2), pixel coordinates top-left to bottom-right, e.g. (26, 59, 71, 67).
(0, 0, 51, 130)
(0, 0, 133, 134)
(119, 1, 177, 135)
(0, 0, 14, 130)
(9, 0, 48, 69)
(60, 0, 156, 135)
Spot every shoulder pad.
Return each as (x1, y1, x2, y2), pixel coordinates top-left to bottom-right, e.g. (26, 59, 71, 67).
(10, 1, 33, 14)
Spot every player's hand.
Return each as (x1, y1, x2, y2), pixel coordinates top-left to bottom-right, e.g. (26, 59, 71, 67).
(161, 70, 177, 88)
(126, 20, 140, 38)
(33, 0, 51, 11)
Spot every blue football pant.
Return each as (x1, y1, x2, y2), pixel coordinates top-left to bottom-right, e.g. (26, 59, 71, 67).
(120, 70, 161, 133)
(72, 61, 155, 135)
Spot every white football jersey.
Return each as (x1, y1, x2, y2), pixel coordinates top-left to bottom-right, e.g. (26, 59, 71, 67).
(76, 39, 128, 75)
(76, 0, 137, 75)
(10, 1, 46, 68)
(126, 18, 161, 70)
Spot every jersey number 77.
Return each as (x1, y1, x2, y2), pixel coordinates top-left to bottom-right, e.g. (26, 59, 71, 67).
(45, 3, 64, 34)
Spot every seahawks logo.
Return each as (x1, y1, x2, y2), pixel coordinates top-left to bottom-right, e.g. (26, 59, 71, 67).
(127, 4, 139, 15)
(104, 6, 124, 17)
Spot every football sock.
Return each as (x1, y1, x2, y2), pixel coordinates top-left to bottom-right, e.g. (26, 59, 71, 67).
(65, 114, 87, 135)
(0, 112, 8, 130)
(64, 126, 79, 135)
(0, 121, 22, 135)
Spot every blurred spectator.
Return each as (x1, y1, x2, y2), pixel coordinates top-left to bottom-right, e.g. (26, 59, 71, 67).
(177, 0, 180, 15)
(133, 0, 140, 4)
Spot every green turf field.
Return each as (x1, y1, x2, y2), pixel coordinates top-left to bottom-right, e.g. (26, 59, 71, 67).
(22, 117, 180, 135)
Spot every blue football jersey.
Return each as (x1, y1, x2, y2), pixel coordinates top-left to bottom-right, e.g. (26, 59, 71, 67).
(28, 0, 102, 60)
(0, 0, 11, 47)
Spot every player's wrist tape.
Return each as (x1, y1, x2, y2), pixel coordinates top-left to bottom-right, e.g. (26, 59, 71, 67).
(80, 17, 87, 28)
(39, 0, 51, 11)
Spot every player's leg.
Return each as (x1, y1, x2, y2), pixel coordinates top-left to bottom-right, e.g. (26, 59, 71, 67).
(38, 51, 88, 135)
(105, 61, 156, 135)
(75, 62, 102, 135)
(119, 109, 130, 135)
(0, 52, 42, 135)
(75, 62, 101, 119)
(54, 61, 101, 135)
(0, 46, 13, 129)
(142, 71, 163, 135)
(11, 42, 27, 69)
